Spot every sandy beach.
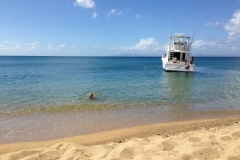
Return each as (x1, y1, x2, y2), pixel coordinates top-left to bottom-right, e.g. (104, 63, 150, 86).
(0, 117, 240, 160)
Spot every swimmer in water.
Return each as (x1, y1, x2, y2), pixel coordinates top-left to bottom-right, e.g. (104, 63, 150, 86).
(88, 92, 93, 99)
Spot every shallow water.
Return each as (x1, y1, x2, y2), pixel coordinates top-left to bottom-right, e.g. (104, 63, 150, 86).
(0, 56, 240, 143)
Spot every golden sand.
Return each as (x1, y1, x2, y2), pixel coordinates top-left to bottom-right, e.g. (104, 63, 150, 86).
(0, 117, 240, 160)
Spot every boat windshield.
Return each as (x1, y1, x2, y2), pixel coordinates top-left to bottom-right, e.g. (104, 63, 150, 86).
(169, 36, 191, 51)
(171, 37, 190, 44)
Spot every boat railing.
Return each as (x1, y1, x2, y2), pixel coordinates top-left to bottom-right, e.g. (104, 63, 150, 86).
(169, 45, 190, 51)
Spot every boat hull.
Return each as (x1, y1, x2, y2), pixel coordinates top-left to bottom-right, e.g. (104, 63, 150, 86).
(163, 68, 194, 72)
(162, 59, 195, 72)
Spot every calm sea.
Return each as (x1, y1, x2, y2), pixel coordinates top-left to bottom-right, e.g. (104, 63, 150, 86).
(0, 56, 240, 143)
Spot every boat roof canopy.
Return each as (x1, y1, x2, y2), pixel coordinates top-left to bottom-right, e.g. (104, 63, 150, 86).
(170, 35, 190, 38)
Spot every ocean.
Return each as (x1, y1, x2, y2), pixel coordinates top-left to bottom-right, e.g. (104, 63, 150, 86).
(0, 56, 240, 143)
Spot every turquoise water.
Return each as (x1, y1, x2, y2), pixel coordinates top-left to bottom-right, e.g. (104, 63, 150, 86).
(0, 56, 240, 143)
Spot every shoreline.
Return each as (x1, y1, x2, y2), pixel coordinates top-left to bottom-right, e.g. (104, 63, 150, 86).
(0, 117, 240, 157)
(1, 105, 240, 145)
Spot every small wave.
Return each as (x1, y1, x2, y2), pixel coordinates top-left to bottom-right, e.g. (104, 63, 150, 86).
(0, 100, 191, 117)
(0, 102, 152, 117)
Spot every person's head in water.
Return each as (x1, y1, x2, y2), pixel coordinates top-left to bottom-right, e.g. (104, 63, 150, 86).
(89, 92, 93, 99)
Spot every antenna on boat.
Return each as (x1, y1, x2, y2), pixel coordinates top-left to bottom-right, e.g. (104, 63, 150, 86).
(190, 8, 201, 49)
(166, 10, 172, 48)
(190, 13, 194, 37)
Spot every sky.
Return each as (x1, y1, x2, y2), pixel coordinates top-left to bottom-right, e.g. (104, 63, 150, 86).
(0, 0, 240, 57)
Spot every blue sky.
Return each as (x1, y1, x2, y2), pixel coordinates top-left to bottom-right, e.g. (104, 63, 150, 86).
(0, 0, 240, 56)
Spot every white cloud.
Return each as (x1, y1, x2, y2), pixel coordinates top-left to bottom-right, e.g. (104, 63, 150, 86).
(117, 10, 124, 16)
(215, 21, 220, 25)
(192, 39, 240, 56)
(205, 22, 212, 26)
(0, 44, 6, 50)
(224, 10, 240, 39)
(120, 38, 163, 52)
(192, 40, 220, 50)
(93, 11, 98, 18)
(136, 14, 141, 20)
(47, 44, 66, 50)
(46, 44, 52, 50)
(110, 9, 116, 14)
(107, 9, 128, 17)
(214, 22, 220, 26)
(25, 41, 39, 50)
(56, 44, 66, 49)
(91, 45, 102, 48)
(14, 42, 22, 49)
(0, 41, 73, 55)
(192, 40, 205, 48)
(205, 21, 221, 26)
(74, 0, 95, 9)
(107, 9, 116, 17)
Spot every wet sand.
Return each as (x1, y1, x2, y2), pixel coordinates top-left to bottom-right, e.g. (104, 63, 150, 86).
(0, 117, 240, 160)
(1, 104, 240, 144)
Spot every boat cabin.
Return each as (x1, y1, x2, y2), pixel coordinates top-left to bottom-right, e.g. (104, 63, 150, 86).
(167, 35, 191, 62)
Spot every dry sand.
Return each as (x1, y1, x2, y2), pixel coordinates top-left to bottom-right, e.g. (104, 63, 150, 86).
(0, 117, 240, 160)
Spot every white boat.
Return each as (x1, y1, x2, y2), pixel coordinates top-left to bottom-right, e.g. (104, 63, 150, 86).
(161, 33, 195, 72)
